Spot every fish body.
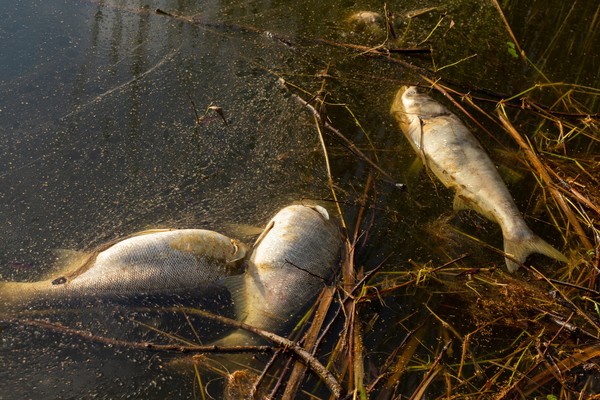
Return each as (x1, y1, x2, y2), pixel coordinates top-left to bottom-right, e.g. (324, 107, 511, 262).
(0, 229, 247, 309)
(219, 204, 342, 345)
(391, 86, 567, 272)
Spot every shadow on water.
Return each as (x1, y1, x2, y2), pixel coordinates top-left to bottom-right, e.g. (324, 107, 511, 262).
(0, 0, 598, 398)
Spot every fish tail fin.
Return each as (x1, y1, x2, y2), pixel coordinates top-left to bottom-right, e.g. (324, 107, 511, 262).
(504, 233, 568, 273)
(0, 281, 51, 311)
(0, 281, 29, 310)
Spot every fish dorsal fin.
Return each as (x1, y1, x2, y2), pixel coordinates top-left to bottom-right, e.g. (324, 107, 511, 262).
(46, 251, 99, 285)
(41, 249, 88, 281)
(61, 251, 100, 282)
(52, 249, 87, 270)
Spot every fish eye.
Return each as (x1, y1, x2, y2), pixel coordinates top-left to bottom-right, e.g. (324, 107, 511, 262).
(404, 87, 418, 97)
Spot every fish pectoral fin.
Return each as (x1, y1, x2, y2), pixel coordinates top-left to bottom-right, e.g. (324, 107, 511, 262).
(221, 275, 247, 317)
(403, 157, 424, 191)
(407, 117, 424, 149)
(224, 223, 265, 238)
(212, 329, 262, 347)
(408, 156, 424, 175)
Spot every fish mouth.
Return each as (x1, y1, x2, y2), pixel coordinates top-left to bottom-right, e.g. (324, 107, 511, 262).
(308, 205, 330, 221)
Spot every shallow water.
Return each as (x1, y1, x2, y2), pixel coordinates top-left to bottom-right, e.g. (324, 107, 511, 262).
(0, 0, 597, 398)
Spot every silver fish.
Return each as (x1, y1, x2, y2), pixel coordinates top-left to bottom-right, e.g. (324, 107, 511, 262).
(391, 86, 567, 272)
(0, 229, 247, 309)
(218, 204, 342, 345)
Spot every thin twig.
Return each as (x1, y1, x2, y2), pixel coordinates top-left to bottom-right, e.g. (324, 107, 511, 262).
(282, 79, 401, 187)
(407, 341, 451, 400)
(17, 302, 344, 399)
(548, 278, 600, 296)
(161, 306, 344, 398)
(252, 348, 282, 398)
(281, 286, 336, 399)
(504, 343, 600, 398)
(490, 0, 526, 60)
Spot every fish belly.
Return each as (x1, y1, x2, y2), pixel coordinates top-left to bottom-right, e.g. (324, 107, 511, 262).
(419, 116, 524, 230)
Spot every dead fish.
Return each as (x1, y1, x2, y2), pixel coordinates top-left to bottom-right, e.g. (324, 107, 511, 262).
(218, 204, 342, 345)
(0, 229, 248, 309)
(391, 86, 567, 272)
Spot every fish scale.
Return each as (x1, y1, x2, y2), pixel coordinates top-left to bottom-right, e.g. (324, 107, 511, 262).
(0, 229, 248, 310)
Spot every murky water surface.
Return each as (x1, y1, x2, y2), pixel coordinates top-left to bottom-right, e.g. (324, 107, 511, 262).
(0, 0, 597, 398)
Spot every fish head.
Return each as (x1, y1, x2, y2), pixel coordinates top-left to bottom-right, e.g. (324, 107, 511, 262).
(251, 204, 339, 269)
(400, 86, 421, 113)
(392, 86, 452, 148)
(391, 86, 414, 134)
(400, 86, 449, 118)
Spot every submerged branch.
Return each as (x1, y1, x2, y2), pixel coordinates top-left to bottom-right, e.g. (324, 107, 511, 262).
(15, 319, 272, 354)
(281, 286, 336, 399)
(15, 305, 343, 399)
(167, 306, 344, 398)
